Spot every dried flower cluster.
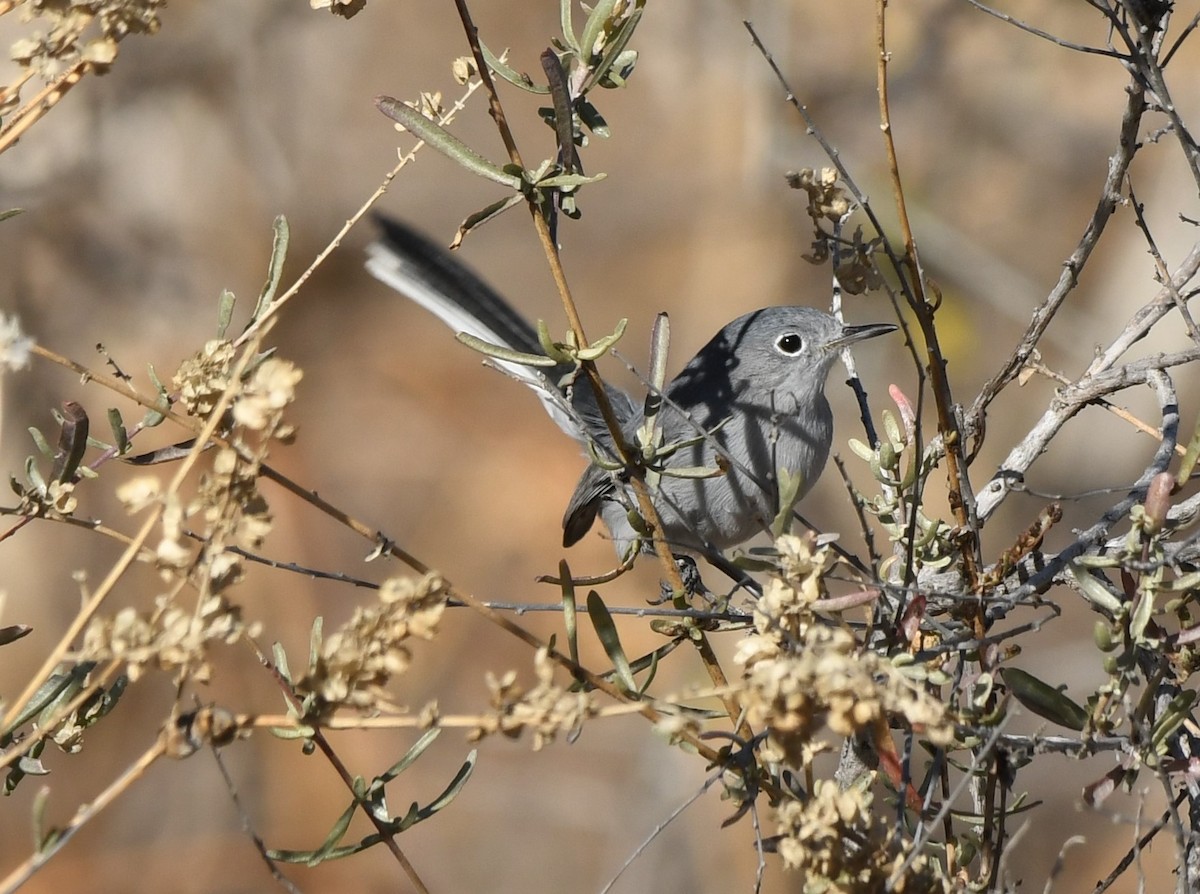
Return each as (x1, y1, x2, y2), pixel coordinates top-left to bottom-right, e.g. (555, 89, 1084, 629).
(787, 167, 851, 224)
(173, 340, 237, 418)
(9, 0, 164, 80)
(470, 647, 597, 750)
(81, 594, 259, 685)
(786, 168, 883, 294)
(232, 358, 302, 436)
(295, 574, 447, 720)
(774, 781, 953, 893)
(736, 535, 954, 767)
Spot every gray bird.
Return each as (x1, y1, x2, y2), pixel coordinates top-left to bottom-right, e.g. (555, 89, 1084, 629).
(366, 217, 895, 557)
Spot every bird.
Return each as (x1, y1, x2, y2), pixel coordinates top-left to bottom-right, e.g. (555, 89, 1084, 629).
(366, 216, 896, 558)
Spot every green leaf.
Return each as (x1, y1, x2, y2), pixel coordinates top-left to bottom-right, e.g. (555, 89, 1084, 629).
(771, 468, 804, 539)
(4, 664, 93, 735)
(1151, 690, 1197, 755)
(143, 364, 169, 427)
(558, 560, 580, 666)
(375, 96, 522, 189)
(216, 289, 236, 339)
(27, 427, 53, 460)
(579, 0, 619, 61)
(32, 786, 52, 851)
(272, 642, 291, 683)
(586, 591, 636, 692)
(480, 41, 549, 94)
(250, 216, 289, 325)
(1067, 563, 1123, 614)
(23, 455, 46, 496)
(598, 48, 638, 88)
(1179, 413, 1200, 484)
(455, 331, 559, 367)
(534, 171, 607, 191)
(1130, 578, 1158, 643)
(573, 317, 626, 361)
(308, 616, 324, 672)
(0, 208, 24, 223)
(397, 751, 477, 831)
(376, 728, 442, 785)
(1002, 667, 1088, 731)
(559, 0, 580, 53)
(307, 799, 357, 866)
(106, 409, 129, 455)
(450, 194, 525, 249)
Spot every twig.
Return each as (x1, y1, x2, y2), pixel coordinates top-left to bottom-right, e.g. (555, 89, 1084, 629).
(0, 737, 166, 893)
(1125, 175, 1200, 341)
(1, 320, 277, 732)
(966, 74, 1147, 447)
(961, 0, 1126, 57)
(977, 348, 1199, 522)
(234, 75, 487, 349)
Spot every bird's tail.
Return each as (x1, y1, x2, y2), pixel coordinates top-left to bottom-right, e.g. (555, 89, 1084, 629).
(366, 215, 543, 356)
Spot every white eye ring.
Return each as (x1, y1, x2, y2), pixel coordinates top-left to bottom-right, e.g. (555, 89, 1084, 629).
(775, 332, 804, 355)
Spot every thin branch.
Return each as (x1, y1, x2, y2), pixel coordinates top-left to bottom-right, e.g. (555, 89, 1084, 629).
(966, 71, 1146, 447)
(960, 0, 1127, 57)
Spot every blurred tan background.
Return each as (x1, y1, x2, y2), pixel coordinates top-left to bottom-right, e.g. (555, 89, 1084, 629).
(1, 1, 1198, 891)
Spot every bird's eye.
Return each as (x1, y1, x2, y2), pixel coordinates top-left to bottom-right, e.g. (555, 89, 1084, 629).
(775, 333, 804, 355)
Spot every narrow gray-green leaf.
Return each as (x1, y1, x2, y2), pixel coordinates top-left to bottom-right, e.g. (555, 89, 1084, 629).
(403, 751, 477, 829)
(1129, 578, 1159, 644)
(1179, 413, 1200, 485)
(32, 786, 51, 852)
(308, 616, 324, 670)
(251, 216, 289, 324)
(216, 289, 236, 339)
(456, 332, 558, 366)
(106, 408, 129, 455)
(1151, 690, 1197, 755)
(771, 468, 804, 539)
(27, 427, 53, 460)
(375, 96, 522, 189)
(307, 799, 357, 866)
(558, 559, 580, 666)
(450, 194, 525, 249)
(5, 664, 91, 734)
(1067, 563, 1123, 614)
(23, 455, 46, 496)
(481, 41, 549, 93)
(559, 0, 580, 52)
(579, 0, 619, 60)
(587, 590, 636, 693)
(535, 171, 607, 190)
(272, 642, 292, 683)
(377, 728, 442, 784)
(1002, 667, 1088, 731)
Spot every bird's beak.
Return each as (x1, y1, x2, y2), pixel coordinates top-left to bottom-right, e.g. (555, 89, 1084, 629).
(825, 321, 897, 350)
